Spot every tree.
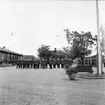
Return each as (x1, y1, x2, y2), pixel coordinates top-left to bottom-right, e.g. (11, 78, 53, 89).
(54, 50, 65, 59)
(64, 29, 96, 64)
(62, 47, 72, 58)
(37, 44, 51, 59)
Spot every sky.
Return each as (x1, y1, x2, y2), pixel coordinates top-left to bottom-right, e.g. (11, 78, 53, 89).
(0, 0, 105, 56)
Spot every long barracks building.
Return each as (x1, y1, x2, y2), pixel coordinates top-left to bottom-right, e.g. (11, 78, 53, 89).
(0, 46, 23, 64)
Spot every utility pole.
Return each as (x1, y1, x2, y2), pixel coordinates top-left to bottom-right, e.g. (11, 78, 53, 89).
(96, 0, 102, 74)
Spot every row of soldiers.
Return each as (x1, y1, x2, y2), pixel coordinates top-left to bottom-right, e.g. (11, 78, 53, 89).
(16, 58, 73, 69)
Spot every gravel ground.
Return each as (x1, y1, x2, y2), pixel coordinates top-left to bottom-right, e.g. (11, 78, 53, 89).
(0, 67, 105, 105)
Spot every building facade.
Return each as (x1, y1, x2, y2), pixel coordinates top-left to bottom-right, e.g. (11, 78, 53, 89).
(78, 54, 105, 66)
(0, 47, 23, 64)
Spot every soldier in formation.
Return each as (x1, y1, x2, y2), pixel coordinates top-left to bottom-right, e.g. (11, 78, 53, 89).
(16, 57, 73, 69)
(56, 58, 60, 68)
(61, 58, 64, 68)
(53, 58, 56, 68)
(49, 57, 53, 69)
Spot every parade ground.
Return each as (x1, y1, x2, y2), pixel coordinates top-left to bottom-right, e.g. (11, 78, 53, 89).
(0, 67, 105, 105)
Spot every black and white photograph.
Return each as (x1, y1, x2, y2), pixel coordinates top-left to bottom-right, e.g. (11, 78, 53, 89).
(0, 0, 105, 105)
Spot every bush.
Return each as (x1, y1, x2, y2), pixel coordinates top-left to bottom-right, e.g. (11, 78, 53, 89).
(66, 66, 78, 75)
(64, 58, 79, 75)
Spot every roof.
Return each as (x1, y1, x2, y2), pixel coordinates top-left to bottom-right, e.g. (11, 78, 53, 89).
(0, 47, 22, 55)
(23, 55, 36, 60)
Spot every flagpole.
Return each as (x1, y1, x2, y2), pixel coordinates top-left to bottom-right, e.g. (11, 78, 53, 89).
(96, 0, 102, 74)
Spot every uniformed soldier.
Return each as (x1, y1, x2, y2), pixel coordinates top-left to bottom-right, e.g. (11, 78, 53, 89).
(28, 60, 31, 68)
(27, 60, 29, 68)
(37, 59, 40, 69)
(24, 59, 28, 68)
(23, 60, 26, 68)
(49, 57, 53, 69)
(40, 58, 43, 69)
(28, 60, 30, 68)
(35, 59, 38, 69)
(30, 60, 33, 68)
(33, 60, 36, 69)
(38, 59, 41, 68)
(56, 58, 60, 68)
(35, 59, 39, 69)
(21, 60, 23, 68)
(44, 58, 48, 69)
(41, 58, 45, 69)
(16, 60, 19, 68)
(20, 59, 23, 68)
(68, 58, 73, 66)
(61, 58, 64, 68)
(29, 60, 32, 68)
(64, 57, 69, 65)
(23, 60, 25, 68)
(53, 58, 56, 68)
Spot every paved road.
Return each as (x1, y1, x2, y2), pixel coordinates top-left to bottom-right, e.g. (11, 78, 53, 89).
(0, 67, 105, 105)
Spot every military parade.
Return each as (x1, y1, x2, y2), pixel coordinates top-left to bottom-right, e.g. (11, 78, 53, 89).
(16, 57, 73, 69)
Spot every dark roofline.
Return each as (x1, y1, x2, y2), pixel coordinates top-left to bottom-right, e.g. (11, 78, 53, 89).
(23, 55, 35, 57)
(23, 55, 36, 59)
(0, 47, 23, 56)
(23, 55, 35, 58)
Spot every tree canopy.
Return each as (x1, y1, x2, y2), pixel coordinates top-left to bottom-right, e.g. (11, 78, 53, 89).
(37, 30, 97, 62)
(37, 45, 51, 59)
(64, 29, 96, 61)
(37, 45, 71, 59)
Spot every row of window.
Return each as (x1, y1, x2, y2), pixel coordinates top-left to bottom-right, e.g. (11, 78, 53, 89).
(0, 52, 22, 61)
(78, 57, 105, 66)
